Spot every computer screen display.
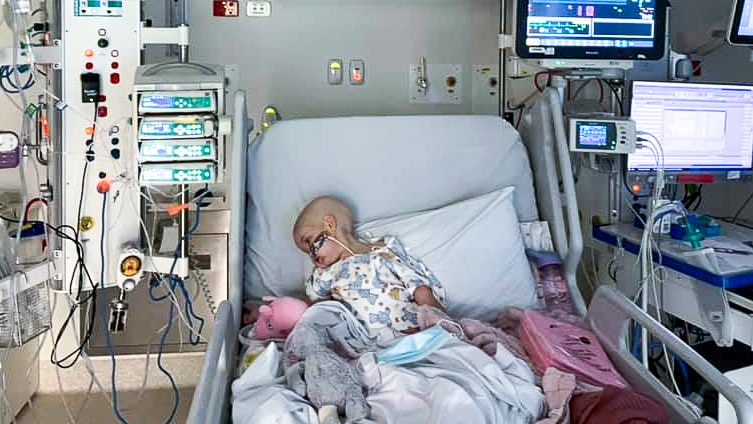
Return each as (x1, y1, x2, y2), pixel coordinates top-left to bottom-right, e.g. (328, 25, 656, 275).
(628, 81, 753, 177)
(728, 0, 753, 45)
(514, 0, 667, 60)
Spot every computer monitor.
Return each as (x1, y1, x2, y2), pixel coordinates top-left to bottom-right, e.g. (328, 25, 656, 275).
(628, 81, 753, 183)
(514, 0, 667, 61)
(728, 0, 753, 46)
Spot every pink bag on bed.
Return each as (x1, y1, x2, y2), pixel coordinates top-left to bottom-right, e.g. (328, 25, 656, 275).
(520, 310, 627, 389)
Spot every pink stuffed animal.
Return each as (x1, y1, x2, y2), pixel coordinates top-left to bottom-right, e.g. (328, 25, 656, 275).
(253, 296, 308, 340)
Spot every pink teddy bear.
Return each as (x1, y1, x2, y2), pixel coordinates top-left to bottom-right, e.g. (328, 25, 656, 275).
(253, 296, 309, 340)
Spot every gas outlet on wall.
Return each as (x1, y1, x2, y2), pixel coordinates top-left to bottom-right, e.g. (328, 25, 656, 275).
(247, 1, 271, 17)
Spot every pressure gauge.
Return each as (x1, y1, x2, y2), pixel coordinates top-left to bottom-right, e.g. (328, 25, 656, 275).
(117, 248, 144, 291)
(120, 255, 142, 277)
(0, 132, 19, 152)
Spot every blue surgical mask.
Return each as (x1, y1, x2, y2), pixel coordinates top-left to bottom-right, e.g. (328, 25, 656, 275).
(376, 326, 453, 366)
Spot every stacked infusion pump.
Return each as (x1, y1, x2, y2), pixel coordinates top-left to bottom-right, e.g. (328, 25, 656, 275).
(128, 62, 231, 291)
(133, 63, 229, 188)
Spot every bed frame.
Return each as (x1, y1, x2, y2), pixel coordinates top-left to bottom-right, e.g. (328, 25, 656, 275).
(187, 89, 753, 424)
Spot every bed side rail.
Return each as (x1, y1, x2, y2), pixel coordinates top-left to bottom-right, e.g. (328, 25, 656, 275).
(588, 285, 753, 423)
(187, 301, 236, 424)
(519, 88, 585, 315)
(544, 88, 585, 315)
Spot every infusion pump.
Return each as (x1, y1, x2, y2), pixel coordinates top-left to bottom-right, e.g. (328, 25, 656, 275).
(568, 117, 637, 155)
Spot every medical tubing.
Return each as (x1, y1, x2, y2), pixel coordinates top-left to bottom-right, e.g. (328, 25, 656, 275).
(155, 282, 181, 424)
(99, 193, 129, 424)
(639, 201, 686, 369)
(150, 200, 206, 424)
(173, 275, 203, 345)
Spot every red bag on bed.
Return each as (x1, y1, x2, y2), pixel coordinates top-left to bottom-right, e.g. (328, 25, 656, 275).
(520, 310, 628, 389)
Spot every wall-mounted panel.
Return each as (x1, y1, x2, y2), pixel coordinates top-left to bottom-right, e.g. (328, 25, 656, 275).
(145, 0, 501, 123)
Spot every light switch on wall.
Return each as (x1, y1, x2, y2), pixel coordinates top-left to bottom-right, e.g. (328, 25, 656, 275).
(349, 59, 365, 85)
(328, 59, 343, 85)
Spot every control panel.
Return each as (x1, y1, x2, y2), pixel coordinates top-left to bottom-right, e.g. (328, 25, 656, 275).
(138, 91, 217, 113)
(138, 115, 216, 139)
(139, 140, 217, 162)
(568, 117, 636, 154)
(61, 0, 141, 291)
(140, 163, 217, 185)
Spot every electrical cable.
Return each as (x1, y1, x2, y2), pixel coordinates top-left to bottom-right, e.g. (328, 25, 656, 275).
(148, 199, 208, 424)
(47, 101, 100, 370)
(732, 189, 753, 224)
(0, 65, 34, 93)
(99, 192, 129, 424)
(533, 71, 550, 92)
(569, 79, 602, 103)
(602, 80, 625, 116)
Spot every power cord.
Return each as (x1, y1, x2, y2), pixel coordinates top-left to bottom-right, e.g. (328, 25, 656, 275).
(148, 198, 207, 424)
(0, 64, 34, 93)
(601, 79, 625, 116)
(0, 212, 99, 369)
(99, 191, 129, 424)
(191, 268, 217, 318)
(732, 189, 753, 224)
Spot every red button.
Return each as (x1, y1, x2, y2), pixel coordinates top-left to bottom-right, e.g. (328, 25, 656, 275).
(110, 73, 120, 84)
(98, 95, 106, 103)
(111, 62, 119, 69)
(97, 106, 108, 118)
(85, 62, 94, 70)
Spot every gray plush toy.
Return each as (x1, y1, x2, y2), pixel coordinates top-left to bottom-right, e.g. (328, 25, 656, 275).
(283, 321, 370, 423)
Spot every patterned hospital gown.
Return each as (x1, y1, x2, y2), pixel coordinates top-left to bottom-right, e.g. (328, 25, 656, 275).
(306, 236, 446, 333)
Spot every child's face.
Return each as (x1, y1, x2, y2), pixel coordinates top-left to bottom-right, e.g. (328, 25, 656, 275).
(295, 227, 346, 269)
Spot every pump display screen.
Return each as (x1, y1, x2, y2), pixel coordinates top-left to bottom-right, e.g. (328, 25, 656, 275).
(515, 0, 667, 60)
(139, 118, 210, 139)
(139, 92, 216, 113)
(576, 122, 615, 149)
(140, 165, 215, 185)
(139, 141, 216, 161)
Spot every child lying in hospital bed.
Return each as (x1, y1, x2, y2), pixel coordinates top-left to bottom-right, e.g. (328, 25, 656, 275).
(293, 195, 446, 335)
(236, 196, 670, 424)
(243, 195, 446, 334)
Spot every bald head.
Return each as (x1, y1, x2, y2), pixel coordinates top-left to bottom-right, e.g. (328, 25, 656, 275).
(293, 196, 355, 251)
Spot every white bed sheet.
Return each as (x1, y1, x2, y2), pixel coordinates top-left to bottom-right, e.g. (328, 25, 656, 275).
(231, 301, 545, 424)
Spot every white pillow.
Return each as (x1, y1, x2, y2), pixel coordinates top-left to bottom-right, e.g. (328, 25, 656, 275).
(356, 187, 537, 322)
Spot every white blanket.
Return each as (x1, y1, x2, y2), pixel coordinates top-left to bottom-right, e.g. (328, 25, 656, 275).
(360, 339, 544, 424)
(232, 302, 545, 423)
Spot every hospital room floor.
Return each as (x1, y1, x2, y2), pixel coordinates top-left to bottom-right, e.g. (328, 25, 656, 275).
(15, 388, 194, 424)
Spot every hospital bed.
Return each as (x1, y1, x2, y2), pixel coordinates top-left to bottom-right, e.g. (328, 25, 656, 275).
(187, 89, 753, 423)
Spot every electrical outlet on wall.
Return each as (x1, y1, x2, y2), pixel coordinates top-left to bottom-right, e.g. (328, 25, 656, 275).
(247, 1, 271, 17)
(472, 65, 499, 114)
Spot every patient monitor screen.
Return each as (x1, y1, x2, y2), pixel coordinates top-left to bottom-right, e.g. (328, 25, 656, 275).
(515, 0, 666, 60)
(628, 81, 753, 174)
